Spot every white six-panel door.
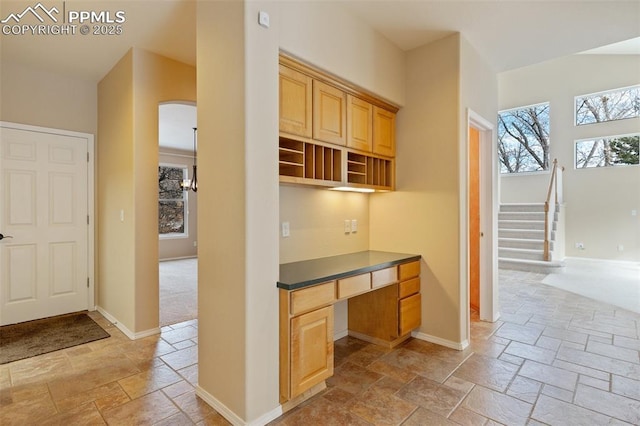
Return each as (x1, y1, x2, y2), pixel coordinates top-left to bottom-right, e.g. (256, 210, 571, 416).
(0, 125, 90, 325)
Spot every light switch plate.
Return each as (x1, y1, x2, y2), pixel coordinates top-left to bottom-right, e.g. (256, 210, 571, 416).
(344, 219, 351, 234)
(281, 222, 290, 237)
(351, 219, 358, 233)
(258, 11, 270, 28)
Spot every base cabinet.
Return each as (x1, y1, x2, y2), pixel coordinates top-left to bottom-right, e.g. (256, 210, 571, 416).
(279, 257, 421, 407)
(290, 306, 334, 397)
(348, 260, 421, 347)
(399, 293, 421, 336)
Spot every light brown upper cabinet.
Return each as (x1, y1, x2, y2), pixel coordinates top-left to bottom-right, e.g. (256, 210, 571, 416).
(313, 81, 346, 146)
(346, 95, 373, 152)
(278, 53, 399, 190)
(279, 65, 312, 138)
(373, 106, 396, 157)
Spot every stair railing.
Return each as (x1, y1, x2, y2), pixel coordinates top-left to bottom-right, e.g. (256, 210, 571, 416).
(544, 159, 564, 261)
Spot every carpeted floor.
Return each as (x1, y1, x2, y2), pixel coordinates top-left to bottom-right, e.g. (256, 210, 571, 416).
(542, 258, 640, 314)
(0, 312, 110, 364)
(159, 258, 198, 326)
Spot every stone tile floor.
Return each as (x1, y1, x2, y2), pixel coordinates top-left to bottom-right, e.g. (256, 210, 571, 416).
(1, 269, 638, 425)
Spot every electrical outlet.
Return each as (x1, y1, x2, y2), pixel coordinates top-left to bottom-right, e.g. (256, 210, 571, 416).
(575, 242, 584, 250)
(281, 222, 290, 237)
(618, 245, 624, 252)
(351, 219, 358, 233)
(193, 241, 197, 247)
(344, 219, 351, 234)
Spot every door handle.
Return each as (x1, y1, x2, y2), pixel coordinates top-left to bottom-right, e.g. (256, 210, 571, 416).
(0, 233, 13, 241)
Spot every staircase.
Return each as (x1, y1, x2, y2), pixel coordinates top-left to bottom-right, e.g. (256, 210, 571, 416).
(498, 203, 565, 274)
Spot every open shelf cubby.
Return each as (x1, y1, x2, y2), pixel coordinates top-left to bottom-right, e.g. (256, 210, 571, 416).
(279, 137, 342, 183)
(347, 152, 393, 189)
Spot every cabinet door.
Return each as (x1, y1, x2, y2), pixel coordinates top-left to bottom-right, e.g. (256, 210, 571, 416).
(347, 95, 372, 152)
(280, 65, 312, 138)
(399, 293, 421, 336)
(373, 106, 396, 157)
(290, 306, 334, 397)
(313, 81, 346, 146)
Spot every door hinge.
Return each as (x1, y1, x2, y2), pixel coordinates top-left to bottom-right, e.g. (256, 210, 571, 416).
(87, 277, 90, 288)
(87, 152, 89, 162)
(87, 215, 90, 225)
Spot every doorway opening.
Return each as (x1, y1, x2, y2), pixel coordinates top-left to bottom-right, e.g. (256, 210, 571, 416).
(158, 102, 198, 327)
(469, 126, 481, 315)
(466, 109, 499, 332)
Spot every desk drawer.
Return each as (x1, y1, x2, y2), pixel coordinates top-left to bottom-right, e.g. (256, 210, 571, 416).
(399, 293, 421, 336)
(372, 266, 398, 288)
(290, 281, 335, 315)
(399, 261, 420, 281)
(399, 277, 420, 298)
(337, 274, 371, 299)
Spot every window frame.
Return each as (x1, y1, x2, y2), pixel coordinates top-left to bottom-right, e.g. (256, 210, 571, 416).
(574, 84, 640, 127)
(498, 101, 551, 174)
(574, 132, 640, 170)
(158, 163, 189, 239)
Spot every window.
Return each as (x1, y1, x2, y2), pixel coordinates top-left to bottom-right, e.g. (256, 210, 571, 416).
(159, 165, 188, 236)
(575, 134, 639, 169)
(498, 102, 550, 173)
(575, 85, 640, 126)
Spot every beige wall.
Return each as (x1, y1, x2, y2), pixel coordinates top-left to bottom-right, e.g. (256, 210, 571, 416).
(132, 49, 197, 332)
(159, 150, 198, 261)
(98, 48, 196, 334)
(278, 1, 405, 107)
(499, 55, 640, 261)
(370, 34, 498, 346)
(279, 186, 370, 264)
(0, 61, 97, 135)
(196, 0, 246, 416)
(97, 51, 136, 328)
(370, 34, 464, 344)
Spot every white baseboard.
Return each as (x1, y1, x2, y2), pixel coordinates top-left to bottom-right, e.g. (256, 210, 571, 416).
(564, 256, 640, 267)
(249, 406, 283, 426)
(196, 386, 282, 426)
(412, 331, 469, 350)
(333, 329, 348, 341)
(95, 306, 160, 340)
(159, 255, 197, 262)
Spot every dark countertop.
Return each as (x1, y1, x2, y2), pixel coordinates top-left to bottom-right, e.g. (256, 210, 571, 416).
(278, 250, 421, 291)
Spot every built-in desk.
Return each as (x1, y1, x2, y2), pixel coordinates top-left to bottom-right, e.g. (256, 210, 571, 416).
(278, 251, 422, 407)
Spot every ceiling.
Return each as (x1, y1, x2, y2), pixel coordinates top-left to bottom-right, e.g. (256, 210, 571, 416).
(1, 0, 638, 84)
(2, 1, 638, 151)
(0, 0, 197, 82)
(340, 0, 640, 71)
(159, 103, 197, 152)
